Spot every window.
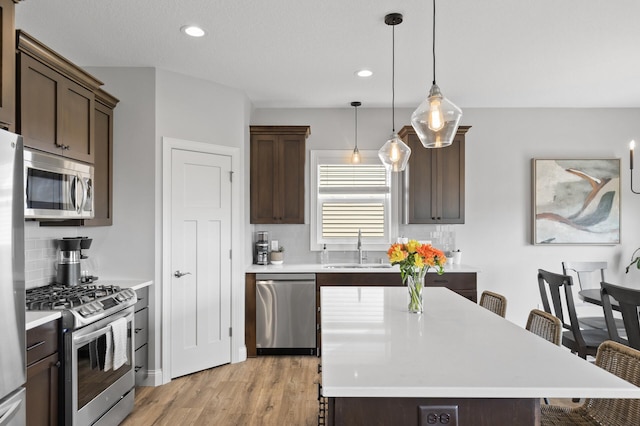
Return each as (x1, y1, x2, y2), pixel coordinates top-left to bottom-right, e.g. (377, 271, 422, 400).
(310, 150, 398, 250)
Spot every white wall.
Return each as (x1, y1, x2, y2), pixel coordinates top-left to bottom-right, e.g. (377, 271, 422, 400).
(252, 107, 640, 326)
(155, 69, 249, 366)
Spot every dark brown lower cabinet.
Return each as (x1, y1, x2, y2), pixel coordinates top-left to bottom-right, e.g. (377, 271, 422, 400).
(26, 352, 59, 426)
(26, 319, 60, 426)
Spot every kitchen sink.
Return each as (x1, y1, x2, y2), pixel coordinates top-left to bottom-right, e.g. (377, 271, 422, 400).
(322, 263, 393, 269)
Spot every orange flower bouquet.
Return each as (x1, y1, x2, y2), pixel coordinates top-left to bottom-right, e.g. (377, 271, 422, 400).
(387, 240, 446, 313)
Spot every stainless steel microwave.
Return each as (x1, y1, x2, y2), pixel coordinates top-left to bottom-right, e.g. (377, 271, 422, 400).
(24, 149, 94, 219)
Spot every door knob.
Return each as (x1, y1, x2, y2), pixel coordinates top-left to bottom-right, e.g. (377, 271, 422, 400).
(174, 270, 192, 278)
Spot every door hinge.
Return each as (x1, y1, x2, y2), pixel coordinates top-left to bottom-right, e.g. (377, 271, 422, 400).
(229, 327, 232, 337)
(229, 171, 233, 182)
(229, 249, 232, 259)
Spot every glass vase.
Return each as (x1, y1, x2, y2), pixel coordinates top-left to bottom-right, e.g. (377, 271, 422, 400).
(406, 275, 424, 314)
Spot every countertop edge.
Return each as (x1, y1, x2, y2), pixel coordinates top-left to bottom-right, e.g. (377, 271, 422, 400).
(26, 311, 62, 330)
(245, 263, 480, 274)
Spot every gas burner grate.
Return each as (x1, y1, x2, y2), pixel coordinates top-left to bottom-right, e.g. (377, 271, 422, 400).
(26, 283, 123, 311)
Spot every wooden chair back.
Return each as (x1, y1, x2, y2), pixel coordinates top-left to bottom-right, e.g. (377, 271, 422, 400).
(562, 261, 607, 291)
(537, 268, 600, 358)
(601, 282, 640, 351)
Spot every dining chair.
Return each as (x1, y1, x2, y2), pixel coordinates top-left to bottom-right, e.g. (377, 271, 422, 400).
(537, 269, 610, 359)
(479, 290, 507, 317)
(526, 309, 562, 346)
(561, 261, 624, 331)
(526, 309, 562, 405)
(601, 281, 640, 351)
(541, 340, 640, 425)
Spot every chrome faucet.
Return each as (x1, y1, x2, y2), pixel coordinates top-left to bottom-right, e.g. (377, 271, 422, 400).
(357, 229, 364, 264)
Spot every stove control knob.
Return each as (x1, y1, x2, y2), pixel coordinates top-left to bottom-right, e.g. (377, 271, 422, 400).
(90, 302, 102, 312)
(116, 293, 125, 302)
(79, 307, 91, 317)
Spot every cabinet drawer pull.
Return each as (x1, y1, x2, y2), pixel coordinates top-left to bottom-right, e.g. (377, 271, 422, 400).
(135, 366, 143, 372)
(26, 341, 45, 351)
(432, 279, 448, 283)
(135, 328, 143, 333)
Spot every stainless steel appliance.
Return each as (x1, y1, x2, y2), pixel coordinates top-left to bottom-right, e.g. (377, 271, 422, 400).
(26, 284, 137, 425)
(256, 274, 316, 355)
(24, 148, 94, 219)
(0, 129, 26, 426)
(255, 231, 269, 265)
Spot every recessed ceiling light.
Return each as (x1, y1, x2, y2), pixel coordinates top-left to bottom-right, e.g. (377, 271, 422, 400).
(181, 25, 206, 37)
(356, 69, 373, 78)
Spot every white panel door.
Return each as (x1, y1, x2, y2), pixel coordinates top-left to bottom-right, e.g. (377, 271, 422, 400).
(170, 148, 232, 378)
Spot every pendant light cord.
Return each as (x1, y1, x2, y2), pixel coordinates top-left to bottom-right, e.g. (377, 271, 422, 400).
(432, 0, 437, 85)
(354, 104, 358, 149)
(392, 23, 396, 133)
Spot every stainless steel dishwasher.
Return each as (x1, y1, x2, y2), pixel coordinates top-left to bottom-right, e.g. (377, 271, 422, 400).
(256, 273, 316, 355)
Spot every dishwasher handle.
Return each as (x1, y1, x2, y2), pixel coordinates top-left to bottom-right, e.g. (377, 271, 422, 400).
(256, 273, 316, 282)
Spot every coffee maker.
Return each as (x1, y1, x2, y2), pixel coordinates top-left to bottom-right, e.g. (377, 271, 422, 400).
(255, 231, 269, 265)
(56, 237, 93, 286)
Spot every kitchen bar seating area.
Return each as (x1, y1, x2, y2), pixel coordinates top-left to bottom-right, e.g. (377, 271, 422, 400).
(320, 286, 640, 425)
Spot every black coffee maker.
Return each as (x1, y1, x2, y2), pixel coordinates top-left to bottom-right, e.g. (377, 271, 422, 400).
(56, 237, 93, 286)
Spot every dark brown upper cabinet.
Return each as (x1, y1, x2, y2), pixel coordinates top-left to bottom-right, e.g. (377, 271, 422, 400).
(399, 125, 471, 224)
(17, 30, 101, 164)
(250, 126, 310, 224)
(0, 0, 16, 130)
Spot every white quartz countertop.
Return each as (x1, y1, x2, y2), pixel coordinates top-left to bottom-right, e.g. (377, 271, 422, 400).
(26, 311, 62, 330)
(246, 263, 479, 274)
(320, 286, 640, 399)
(26, 278, 153, 330)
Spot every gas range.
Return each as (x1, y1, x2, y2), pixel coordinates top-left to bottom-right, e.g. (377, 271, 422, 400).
(26, 283, 137, 329)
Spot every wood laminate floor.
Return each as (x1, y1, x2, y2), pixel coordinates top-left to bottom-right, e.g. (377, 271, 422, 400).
(121, 355, 578, 425)
(121, 356, 320, 426)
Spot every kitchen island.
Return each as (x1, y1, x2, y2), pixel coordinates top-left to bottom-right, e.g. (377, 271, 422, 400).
(321, 286, 640, 425)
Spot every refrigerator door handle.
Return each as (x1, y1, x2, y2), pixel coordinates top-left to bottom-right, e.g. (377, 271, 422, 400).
(0, 397, 23, 426)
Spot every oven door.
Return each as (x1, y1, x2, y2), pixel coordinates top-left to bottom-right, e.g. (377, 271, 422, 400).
(68, 306, 135, 426)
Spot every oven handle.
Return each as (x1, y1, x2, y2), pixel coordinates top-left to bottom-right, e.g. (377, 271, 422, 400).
(73, 312, 134, 346)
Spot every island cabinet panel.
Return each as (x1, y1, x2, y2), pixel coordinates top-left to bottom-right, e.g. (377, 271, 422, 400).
(425, 272, 477, 302)
(17, 30, 103, 164)
(250, 126, 310, 224)
(26, 319, 61, 426)
(0, 0, 16, 130)
(399, 125, 470, 224)
(329, 397, 539, 426)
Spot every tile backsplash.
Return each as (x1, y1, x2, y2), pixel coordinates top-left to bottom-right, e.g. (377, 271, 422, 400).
(24, 222, 83, 289)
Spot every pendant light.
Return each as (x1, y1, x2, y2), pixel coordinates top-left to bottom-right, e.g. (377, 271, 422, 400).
(378, 13, 411, 173)
(410, 0, 462, 148)
(351, 101, 361, 164)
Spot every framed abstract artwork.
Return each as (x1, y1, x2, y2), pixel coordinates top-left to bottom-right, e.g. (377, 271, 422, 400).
(532, 158, 620, 245)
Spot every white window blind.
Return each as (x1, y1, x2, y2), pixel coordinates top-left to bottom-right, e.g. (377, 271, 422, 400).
(318, 163, 389, 239)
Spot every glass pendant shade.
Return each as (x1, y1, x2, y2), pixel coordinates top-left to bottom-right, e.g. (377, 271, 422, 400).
(378, 133, 411, 172)
(351, 146, 361, 164)
(411, 83, 462, 149)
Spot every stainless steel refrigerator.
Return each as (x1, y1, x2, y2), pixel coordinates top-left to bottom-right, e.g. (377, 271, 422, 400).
(0, 129, 26, 426)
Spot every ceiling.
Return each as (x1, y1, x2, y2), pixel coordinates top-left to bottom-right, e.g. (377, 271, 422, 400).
(15, 0, 640, 109)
